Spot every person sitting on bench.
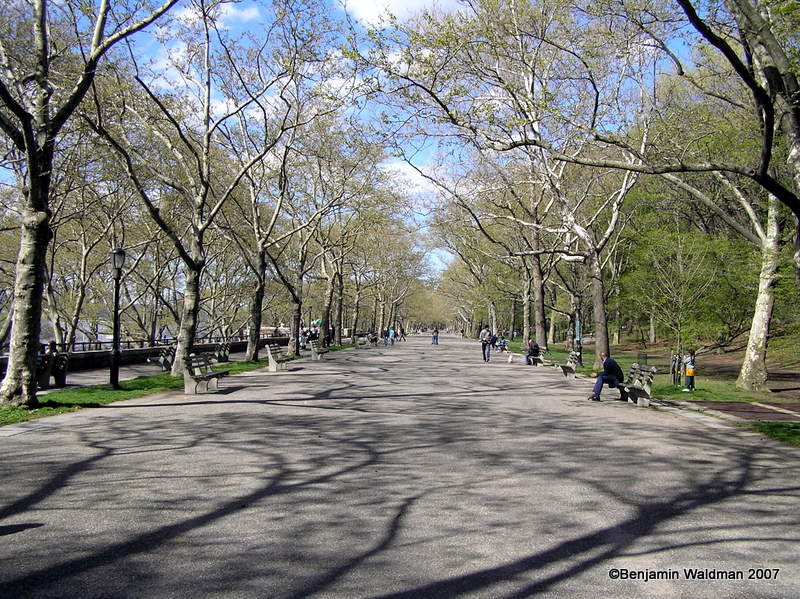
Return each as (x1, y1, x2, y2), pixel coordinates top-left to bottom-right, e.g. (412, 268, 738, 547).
(525, 339, 540, 365)
(587, 352, 627, 401)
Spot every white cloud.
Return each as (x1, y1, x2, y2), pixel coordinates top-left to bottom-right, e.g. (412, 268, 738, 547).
(218, 3, 260, 25)
(382, 160, 440, 197)
(343, 0, 462, 26)
(168, 2, 260, 28)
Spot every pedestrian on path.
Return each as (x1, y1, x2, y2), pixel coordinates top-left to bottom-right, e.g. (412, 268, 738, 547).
(431, 328, 439, 344)
(683, 349, 696, 392)
(479, 326, 492, 362)
(587, 352, 627, 401)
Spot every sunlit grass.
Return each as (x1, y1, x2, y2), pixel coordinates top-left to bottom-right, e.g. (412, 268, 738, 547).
(750, 422, 800, 447)
(0, 357, 272, 427)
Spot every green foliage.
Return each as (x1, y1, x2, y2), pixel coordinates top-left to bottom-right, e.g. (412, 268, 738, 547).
(620, 228, 754, 349)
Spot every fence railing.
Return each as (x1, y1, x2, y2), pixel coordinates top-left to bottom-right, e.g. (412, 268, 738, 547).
(2, 334, 284, 355)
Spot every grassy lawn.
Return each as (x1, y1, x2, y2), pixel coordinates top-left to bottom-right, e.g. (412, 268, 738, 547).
(0, 357, 273, 428)
(750, 422, 800, 447)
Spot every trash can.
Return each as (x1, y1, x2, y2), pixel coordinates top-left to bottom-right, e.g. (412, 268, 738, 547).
(52, 354, 69, 388)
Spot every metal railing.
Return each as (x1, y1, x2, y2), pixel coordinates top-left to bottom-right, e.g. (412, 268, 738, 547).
(2, 334, 284, 355)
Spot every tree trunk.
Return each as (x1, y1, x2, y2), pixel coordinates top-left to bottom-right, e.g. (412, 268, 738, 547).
(321, 275, 334, 346)
(171, 265, 202, 377)
(547, 309, 556, 346)
(65, 283, 90, 352)
(649, 312, 656, 345)
(0, 306, 12, 348)
(377, 298, 386, 333)
(590, 252, 610, 369)
(521, 275, 531, 342)
(488, 301, 498, 334)
(0, 182, 53, 407)
(246, 276, 265, 361)
(44, 283, 65, 346)
(531, 254, 547, 346)
(737, 197, 780, 391)
(350, 286, 361, 343)
(290, 300, 302, 357)
(334, 271, 343, 346)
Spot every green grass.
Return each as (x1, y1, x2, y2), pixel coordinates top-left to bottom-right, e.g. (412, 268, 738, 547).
(328, 343, 355, 351)
(0, 357, 272, 428)
(750, 422, 800, 447)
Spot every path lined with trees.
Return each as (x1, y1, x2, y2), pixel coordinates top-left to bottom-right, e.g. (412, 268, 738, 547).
(1, 335, 798, 597)
(1, 0, 799, 409)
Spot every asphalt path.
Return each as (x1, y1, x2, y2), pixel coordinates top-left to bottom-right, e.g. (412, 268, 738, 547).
(1, 335, 798, 598)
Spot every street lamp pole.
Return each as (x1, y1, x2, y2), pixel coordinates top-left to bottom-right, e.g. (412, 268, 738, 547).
(110, 248, 126, 389)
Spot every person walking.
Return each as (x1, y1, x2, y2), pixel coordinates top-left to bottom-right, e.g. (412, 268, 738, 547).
(479, 326, 492, 362)
(431, 328, 439, 345)
(587, 352, 627, 401)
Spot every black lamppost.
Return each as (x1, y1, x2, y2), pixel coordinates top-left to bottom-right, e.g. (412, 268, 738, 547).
(110, 248, 126, 389)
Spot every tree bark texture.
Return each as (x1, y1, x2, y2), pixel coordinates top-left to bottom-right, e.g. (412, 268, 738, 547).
(334, 272, 343, 346)
(521, 275, 531, 342)
(530, 254, 547, 346)
(0, 206, 52, 406)
(350, 287, 361, 343)
(246, 276, 266, 361)
(290, 300, 302, 356)
(736, 197, 780, 390)
(589, 252, 611, 369)
(171, 266, 202, 377)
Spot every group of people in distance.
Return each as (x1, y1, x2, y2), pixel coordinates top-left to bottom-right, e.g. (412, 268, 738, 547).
(297, 326, 320, 349)
(382, 327, 406, 345)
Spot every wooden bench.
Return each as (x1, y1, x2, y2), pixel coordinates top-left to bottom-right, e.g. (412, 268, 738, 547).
(149, 346, 175, 371)
(183, 353, 230, 394)
(266, 343, 291, 372)
(527, 347, 553, 367)
(559, 351, 582, 378)
(310, 340, 330, 360)
(215, 341, 230, 363)
(52, 354, 69, 388)
(621, 363, 658, 407)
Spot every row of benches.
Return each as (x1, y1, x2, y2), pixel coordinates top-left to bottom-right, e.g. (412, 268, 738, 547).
(151, 342, 231, 373)
(182, 340, 334, 394)
(528, 350, 657, 407)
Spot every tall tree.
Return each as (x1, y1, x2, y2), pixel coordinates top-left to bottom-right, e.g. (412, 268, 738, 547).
(0, 0, 177, 405)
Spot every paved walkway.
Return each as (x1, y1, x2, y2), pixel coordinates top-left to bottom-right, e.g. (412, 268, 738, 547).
(1, 335, 799, 598)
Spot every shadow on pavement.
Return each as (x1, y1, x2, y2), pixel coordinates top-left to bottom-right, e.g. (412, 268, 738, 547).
(1, 337, 799, 598)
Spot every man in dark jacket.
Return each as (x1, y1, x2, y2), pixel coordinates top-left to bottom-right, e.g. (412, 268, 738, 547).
(587, 352, 628, 401)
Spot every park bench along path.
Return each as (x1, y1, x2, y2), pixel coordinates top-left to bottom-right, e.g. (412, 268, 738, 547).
(1, 334, 799, 598)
